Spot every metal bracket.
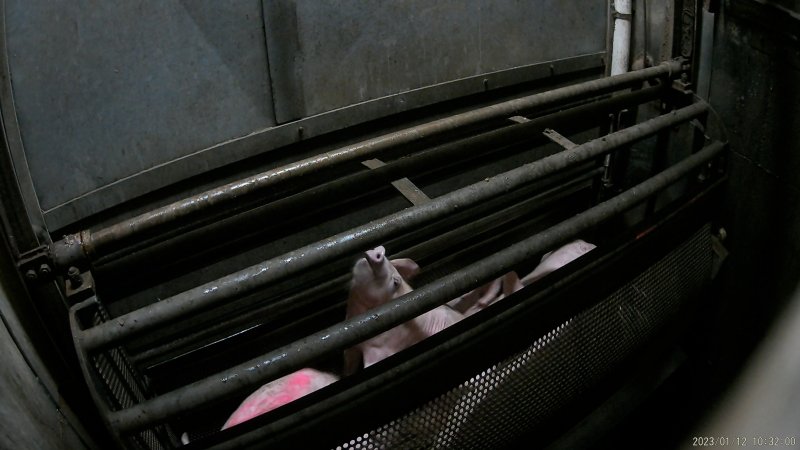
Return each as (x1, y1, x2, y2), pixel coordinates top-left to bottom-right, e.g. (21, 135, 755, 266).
(508, 115, 531, 124)
(542, 128, 578, 150)
(612, 12, 633, 21)
(672, 77, 693, 94)
(361, 159, 431, 206)
(689, 119, 711, 142)
(711, 227, 729, 279)
(16, 245, 54, 284)
(65, 268, 95, 304)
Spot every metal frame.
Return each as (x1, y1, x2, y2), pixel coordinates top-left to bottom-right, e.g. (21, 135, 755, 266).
(76, 96, 707, 355)
(63, 82, 669, 278)
(51, 61, 684, 271)
(103, 138, 724, 434)
(209, 180, 724, 450)
(68, 99, 725, 434)
(132, 165, 600, 371)
(43, 52, 607, 231)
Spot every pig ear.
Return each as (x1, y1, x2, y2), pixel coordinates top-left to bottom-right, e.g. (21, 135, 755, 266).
(391, 258, 420, 281)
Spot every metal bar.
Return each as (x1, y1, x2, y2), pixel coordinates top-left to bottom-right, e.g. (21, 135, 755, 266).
(78, 99, 708, 354)
(51, 61, 684, 269)
(106, 140, 723, 435)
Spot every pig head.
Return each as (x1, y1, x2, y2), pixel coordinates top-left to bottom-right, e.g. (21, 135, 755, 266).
(345, 246, 463, 374)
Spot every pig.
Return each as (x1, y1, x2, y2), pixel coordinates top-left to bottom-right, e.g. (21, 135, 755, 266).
(221, 368, 339, 431)
(520, 239, 596, 285)
(344, 246, 464, 374)
(447, 271, 523, 317)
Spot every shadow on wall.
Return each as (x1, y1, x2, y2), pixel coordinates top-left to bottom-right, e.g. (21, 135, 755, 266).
(701, 0, 800, 379)
(693, 280, 800, 439)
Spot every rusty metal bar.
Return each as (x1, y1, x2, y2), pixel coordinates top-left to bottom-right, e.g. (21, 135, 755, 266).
(107, 139, 725, 433)
(77, 100, 708, 355)
(51, 60, 684, 269)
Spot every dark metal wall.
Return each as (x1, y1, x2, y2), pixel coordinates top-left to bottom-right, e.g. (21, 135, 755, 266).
(0, 227, 97, 449)
(705, 0, 800, 372)
(265, 0, 606, 120)
(5, 0, 275, 230)
(2, 0, 607, 232)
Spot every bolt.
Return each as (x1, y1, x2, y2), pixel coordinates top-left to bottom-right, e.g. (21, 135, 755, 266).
(483, 78, 489, 90)
(38, 263, 51, 276)
(681, 72, 689, 82)
(25, 269, 37, 281)
(67, 266, 83, 289)
(717, 227, 728, 242)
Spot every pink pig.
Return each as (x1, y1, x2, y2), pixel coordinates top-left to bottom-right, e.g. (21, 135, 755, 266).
(447, 271, 523, 317)
(520, 239, 596, 285)
(344, 246, 464, 374)
(221, 368, 338, 430)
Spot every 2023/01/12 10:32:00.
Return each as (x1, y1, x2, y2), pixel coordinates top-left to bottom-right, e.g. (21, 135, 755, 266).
(692, 436, 798, 447)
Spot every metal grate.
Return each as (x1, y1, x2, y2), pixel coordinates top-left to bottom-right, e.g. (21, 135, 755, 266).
(334, 224, 711, 450)
(89, 304, 177, 450)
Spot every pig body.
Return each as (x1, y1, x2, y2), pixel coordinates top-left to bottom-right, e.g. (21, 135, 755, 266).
(221, 368, 338, 430)
(448, 271, 523, 317)
(345, 246, 464, 373)
(520, 239, 596, 285)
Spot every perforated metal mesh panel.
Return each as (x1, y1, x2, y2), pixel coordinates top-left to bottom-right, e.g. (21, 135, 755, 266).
(334, 224, 711, 450)
(89, 304, 177, 450)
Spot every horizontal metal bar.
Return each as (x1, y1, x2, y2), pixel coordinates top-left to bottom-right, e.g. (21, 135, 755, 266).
(106, 138, 724, 434)
(78, 99, 708, 354)
(51, 60, 684, 269)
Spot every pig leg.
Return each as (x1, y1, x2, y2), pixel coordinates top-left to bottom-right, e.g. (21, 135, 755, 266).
(449, 270, 523, 317)
(447, 277, 501, 316)
(343, 347, 363, 377)
(501, 271, 523, 297)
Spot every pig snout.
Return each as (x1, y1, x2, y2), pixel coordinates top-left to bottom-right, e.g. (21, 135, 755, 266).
(364, 245, 386, 272)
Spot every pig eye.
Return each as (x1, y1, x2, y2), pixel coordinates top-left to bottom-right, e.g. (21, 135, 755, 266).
(391, 276, 401, 290)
